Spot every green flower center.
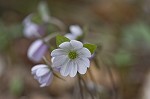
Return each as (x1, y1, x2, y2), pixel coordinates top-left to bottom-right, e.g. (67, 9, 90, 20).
(68, 51, 77, 59)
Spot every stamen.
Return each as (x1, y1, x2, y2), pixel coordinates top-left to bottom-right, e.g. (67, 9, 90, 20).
(68, 51, 77, 59)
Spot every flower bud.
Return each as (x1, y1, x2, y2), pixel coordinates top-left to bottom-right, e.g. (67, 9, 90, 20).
(27, 39, 48, 62)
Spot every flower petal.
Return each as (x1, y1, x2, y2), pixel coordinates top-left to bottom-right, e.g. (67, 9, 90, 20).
(76, 57, 90, 68)
(77, 48, 91, 58)
(70, 25, 82, 36)
(31, 64, 47, 74)
(39, 72, 53, 87)
(23, 14, 33, 26)
(69, 62, 77, 77)
(59, 42, 72, 51)
(70, 40, 83, 50)
(52, 55, 69, 68)
(40, 83, 47, 87)
(77, 64, 87, 74)
(51, 57, 54, 63)
(51, 49, 67, 57)
(36, 67, 50, 77)
(23, 23, 39, 38)
(60, 60, 72, 76)
(27, 39, 48, 62)
(65, 33, 77, 40)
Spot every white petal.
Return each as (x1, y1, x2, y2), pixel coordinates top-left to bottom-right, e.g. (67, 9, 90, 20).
(31, 64, 47, 74)
(44, 73, 53, 86)
(70, 40, 83, 50)
(77, 48, 91, 58)
(23, 23, 39, 38)
(76, 57, 90, 68)
(23, 14, 33, 26)
(52, 55, 69, 68)
(27, 39, 47, 62)
(51, 57, 54, 63)
(59, 42, 72, 51)
(39, 72, 53, 87)
(60, 61, 72, 77)
(70, 25, 82, 36)
(28, 40, 43, 59)
(40, 83, 47, 87)
(65, 33, 77, 40)
(69, 62, 77, 77)
(78, 64, 87, 74)
(51, 49, 67, 57)
(36, 67, 50, 77)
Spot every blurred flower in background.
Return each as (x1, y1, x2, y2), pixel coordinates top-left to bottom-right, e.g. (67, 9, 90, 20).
(65, 25, 83, 40)
(23, 14, 46, 38)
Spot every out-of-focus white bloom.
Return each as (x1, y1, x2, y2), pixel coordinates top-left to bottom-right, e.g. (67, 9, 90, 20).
(23, 23, 39, 38)
(27, 39, 48, 62)
(51, 40, 91, 77)
(64, 33, 77, 40)
(31, 64, 53, 87)
(70, 25, 82, 36)
(65, 25, 83, 40)
(23, 15, 45, 38)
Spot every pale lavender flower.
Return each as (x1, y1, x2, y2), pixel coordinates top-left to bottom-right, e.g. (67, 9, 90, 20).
(27, 39, 48, 62)
(65, 33, 77, 40)
(51, 40, 91, 77)
(31, 64, 53, 87)
(65, 25, 83, 40)
(23, 15, 45, 38)
(70, 25, 82, 36)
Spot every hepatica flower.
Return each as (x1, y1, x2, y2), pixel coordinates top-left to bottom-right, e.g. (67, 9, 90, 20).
(51, 40, 92, 77)
(23, 14, 45, 38)
(27, 39, 48, 62)
(65, 25, 83, 40)
(31, 64, 53, 87)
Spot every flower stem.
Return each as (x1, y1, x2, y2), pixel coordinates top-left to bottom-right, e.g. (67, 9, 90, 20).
(47, 17, 66, 31)
(43, 32, 59, 42)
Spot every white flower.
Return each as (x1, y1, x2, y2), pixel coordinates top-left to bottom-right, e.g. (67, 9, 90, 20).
(65, 25, 83, 40)
(27, 39, 48, 62)
(64, 33, 77, 40)
(70, 25, 82, 36)
(51, 40, 91, 77)
(31, 64, 53, 87)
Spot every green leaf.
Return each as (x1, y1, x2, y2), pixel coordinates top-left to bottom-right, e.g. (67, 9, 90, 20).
(83, 43, 97, 54)
(31, 14, 43, 24)
(56, 35, 70, 47)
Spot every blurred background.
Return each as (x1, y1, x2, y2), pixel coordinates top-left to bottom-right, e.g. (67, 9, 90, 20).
(0, 0, 150, 99)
